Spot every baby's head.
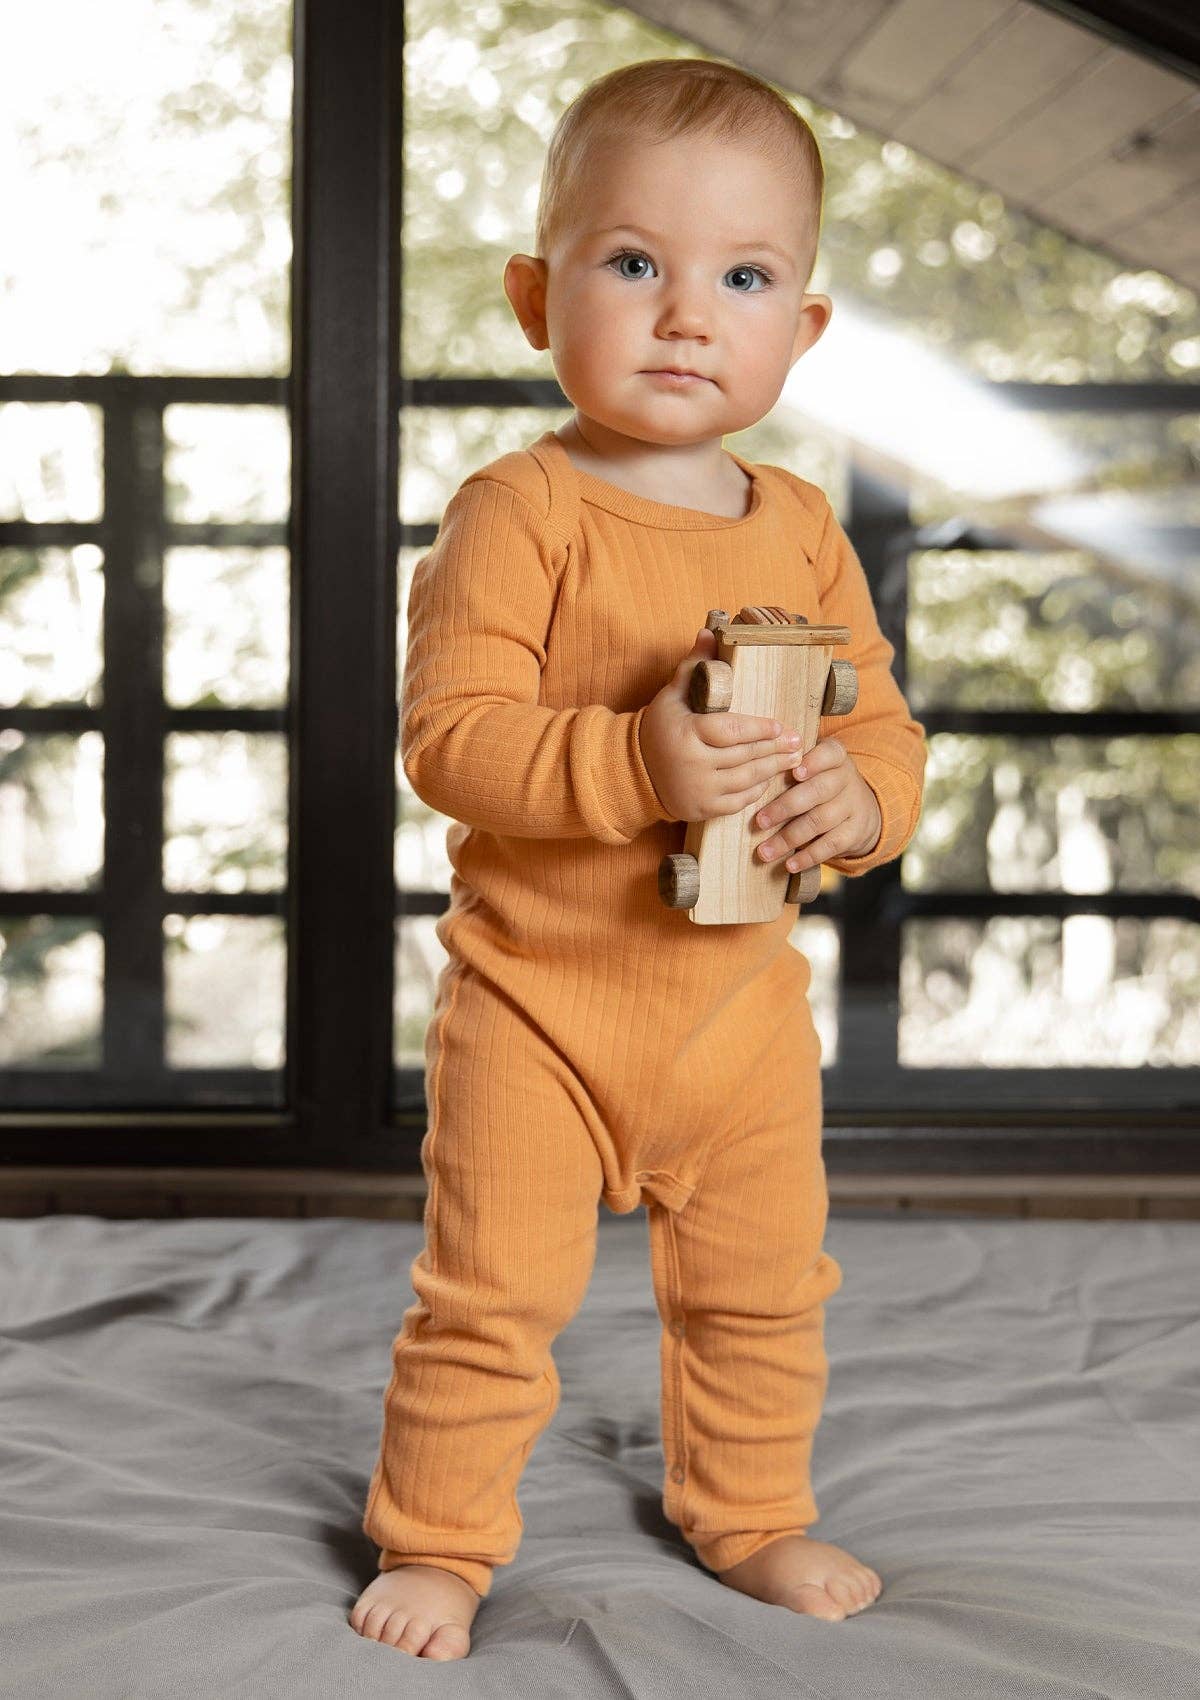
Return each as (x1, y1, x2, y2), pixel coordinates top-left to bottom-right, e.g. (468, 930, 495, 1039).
(504, 58, 832, 452)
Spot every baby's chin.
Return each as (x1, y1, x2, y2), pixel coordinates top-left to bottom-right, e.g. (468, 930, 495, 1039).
(578, 409, 741, 452)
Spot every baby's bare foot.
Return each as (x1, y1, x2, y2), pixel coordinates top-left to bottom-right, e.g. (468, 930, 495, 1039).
(348, 1563, 482, 1659)
(717, 1534, 882, 1622)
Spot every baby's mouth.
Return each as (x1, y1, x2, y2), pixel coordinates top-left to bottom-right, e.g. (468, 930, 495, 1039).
(644, 369, 713, 385)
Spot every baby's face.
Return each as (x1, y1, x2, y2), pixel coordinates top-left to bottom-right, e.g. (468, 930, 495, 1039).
(520, 130, 829, 449)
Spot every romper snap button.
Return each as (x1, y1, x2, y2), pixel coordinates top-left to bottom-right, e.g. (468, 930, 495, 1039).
(669, 1320, 686, 1339)
(670, 1465, 685, 1484)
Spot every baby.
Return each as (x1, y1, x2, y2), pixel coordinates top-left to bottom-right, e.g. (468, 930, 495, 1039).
(350, 55, 926, 1659)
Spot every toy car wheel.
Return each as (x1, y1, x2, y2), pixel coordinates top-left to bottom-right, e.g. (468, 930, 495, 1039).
(687, 658, 733, 714)
(658, 852, 701, 909)
(822, 658, 858, 716)
(786, 863, 823, 906)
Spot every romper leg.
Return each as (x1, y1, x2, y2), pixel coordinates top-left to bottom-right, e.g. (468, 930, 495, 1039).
(646, 1031, 843, 1578)
(362, 964, 605, 1598)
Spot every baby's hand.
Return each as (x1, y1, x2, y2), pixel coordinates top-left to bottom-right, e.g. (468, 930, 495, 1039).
(639, 629, 805, 823)
(750, 736, 882, 870)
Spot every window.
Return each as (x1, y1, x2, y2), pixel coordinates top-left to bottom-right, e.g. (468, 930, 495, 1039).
(0, 0, 292, 1111)
(392, 0, 1200, 1138)
(2, 0, 1195, 1171)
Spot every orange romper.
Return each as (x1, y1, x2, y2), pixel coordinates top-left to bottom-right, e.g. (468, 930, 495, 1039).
(363, 429, 927, 1597)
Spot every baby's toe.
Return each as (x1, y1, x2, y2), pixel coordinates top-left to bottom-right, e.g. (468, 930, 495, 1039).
(791, 1582, 846, 1621)
(824, 1575, 864, 1617)
(851, 1570, 882, 1612)
(354, 1604, 392, 1641)
(422, 1623, 471, 1661)
(387, 1614, 432, 1654)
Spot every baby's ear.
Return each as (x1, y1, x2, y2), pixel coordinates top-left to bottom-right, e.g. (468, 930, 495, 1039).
(790, 293, 833, 366)
(503, 254, 550, 351)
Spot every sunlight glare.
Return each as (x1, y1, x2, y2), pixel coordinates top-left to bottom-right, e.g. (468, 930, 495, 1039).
(786, 300, 1089, 501)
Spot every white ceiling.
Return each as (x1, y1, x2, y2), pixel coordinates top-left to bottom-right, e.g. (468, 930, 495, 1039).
(620, 0, 1200, 292)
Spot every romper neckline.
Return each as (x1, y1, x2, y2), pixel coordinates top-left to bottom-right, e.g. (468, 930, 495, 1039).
(534, 430, 765, 532)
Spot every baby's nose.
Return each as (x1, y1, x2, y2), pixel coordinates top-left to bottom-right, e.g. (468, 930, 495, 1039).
(656, 287, 709, 338)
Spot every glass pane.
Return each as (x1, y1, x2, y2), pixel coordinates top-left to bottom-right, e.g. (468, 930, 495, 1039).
(399, 406, 847, 521)
(164, 731, 287, 892)
(164, 404, 290, 523)
(1, 0, 293, 375)
(0, 730, 103, 889)
(394, 537, 452, 1086)
(0, 404, 102, 522)
(787, 915, 839, 1068)
(394, 914, 448, 1070)
(400, 406, 572, 522)
(164, 913, 285, 1069)
(2, 1, 295, 1109)
(0, 547, 104, 707)
(396, 756, 453, 896)
(908, 547, 1200, 712)
(164, 547, 289, 707)
(392, 915, 841, 1074)
(400, 0, 1198, 387)
(901, 917, 1200, 1066)
(401, 0, 692, 379)
(905, 734, 1199, 895)
(910, 411, 1200, 525)
(728, 415, 847, 506)
(0, 918, 103, 1066)
(396, 0, 1200, 1122)
(397, 541, 419, 673)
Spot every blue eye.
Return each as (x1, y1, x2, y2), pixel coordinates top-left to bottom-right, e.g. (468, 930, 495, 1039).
(603, 250, 773, 290)
(725, 265, 771, 292)
(608, 249, 655, 280)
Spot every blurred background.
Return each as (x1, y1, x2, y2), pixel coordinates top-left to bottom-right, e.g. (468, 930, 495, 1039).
(0, 0, 1197, 1218)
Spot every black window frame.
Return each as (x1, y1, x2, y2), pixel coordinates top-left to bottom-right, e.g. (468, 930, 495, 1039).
(0, 0, 1196, 1177)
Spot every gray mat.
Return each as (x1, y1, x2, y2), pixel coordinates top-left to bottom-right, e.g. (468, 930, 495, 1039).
(2, 1209, 1198, 1698)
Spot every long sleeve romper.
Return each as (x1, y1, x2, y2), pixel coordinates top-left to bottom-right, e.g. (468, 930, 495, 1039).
(363, 428, 927, 1596)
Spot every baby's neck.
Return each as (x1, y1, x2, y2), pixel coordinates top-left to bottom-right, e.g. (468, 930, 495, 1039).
(555, 420, 751, 517)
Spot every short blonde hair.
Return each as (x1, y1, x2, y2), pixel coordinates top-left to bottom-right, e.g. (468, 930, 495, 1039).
(535, 57, 824, 284)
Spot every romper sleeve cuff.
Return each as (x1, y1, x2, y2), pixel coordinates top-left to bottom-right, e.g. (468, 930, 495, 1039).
(825, 752, 923, 876)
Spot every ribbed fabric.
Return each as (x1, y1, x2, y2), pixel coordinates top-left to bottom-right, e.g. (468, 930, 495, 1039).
(362, 429, 927, 1597)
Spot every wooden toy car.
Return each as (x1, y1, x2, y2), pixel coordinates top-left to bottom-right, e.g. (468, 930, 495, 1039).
(658, 605, 857, 925)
